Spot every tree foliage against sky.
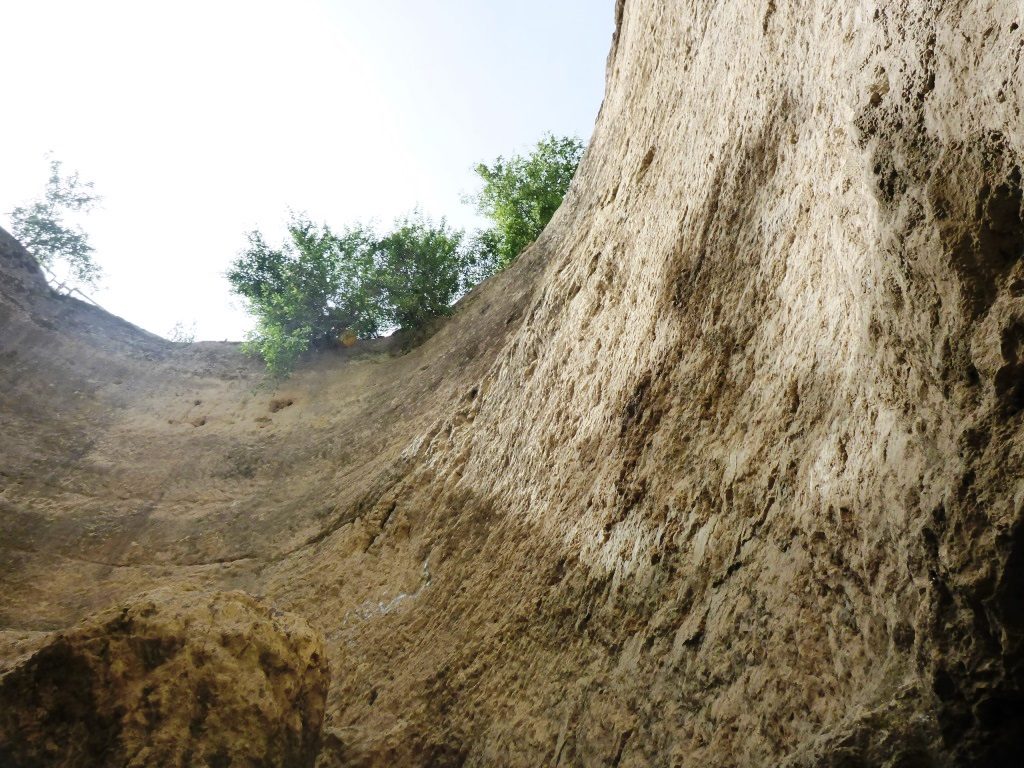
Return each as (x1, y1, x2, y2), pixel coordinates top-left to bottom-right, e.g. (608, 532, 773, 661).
(372, 214, 467, 332)
(9, 159, 101, 289)
(470, 133, 585, 269)
(228, 134, 585, 376)
(228, 213, 476, 376)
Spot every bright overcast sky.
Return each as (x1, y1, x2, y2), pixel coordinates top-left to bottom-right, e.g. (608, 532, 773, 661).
(0, 1, 614, 341)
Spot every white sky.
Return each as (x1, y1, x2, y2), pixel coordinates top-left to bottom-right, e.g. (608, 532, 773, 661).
(0, 1, 613, 340)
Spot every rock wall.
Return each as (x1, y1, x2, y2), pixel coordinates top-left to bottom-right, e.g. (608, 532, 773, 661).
(0, 590, 329, 768)
(1, 1, 1023, 766)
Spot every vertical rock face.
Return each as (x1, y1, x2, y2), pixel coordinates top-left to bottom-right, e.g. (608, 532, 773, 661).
(308, 1, 1023, 764)
(0, 590, 330, 768)
(1, 1, 1023, 766)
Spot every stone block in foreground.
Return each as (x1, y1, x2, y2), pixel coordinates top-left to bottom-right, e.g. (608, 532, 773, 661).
(0, 589, 329, 768)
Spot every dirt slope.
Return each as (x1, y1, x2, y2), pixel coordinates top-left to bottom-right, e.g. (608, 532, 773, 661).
(3, 1, 1024, 765)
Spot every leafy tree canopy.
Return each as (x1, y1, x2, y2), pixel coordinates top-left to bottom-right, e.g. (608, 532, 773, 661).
(470, 133, 585, 269)
(228, 212, 476, 376)
(9, 159, 102, 289)
(229, 133, 585, 376)
(373, 213, 466, 332)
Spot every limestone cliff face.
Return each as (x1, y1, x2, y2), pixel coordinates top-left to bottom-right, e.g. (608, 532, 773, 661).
(2, 1, 1023, 766)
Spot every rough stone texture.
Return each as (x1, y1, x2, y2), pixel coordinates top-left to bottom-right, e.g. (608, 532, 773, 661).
(0, 589, 329, 767)
(2, 1, 1023, 765)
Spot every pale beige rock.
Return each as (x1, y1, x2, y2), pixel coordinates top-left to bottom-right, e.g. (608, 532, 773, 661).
(1, 1, 1023, 765)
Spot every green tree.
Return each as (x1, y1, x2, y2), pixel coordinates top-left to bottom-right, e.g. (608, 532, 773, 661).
(228, 212, 477, 376)
(228, 217, 383, 376)
(9, 159, 102, 289)
(470, 133, 585, 270)
(228, 134, 585, 377)
(373, 212, 468, 332)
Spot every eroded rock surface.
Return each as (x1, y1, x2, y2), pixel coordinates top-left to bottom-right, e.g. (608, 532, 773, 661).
(2, 1, 1024, 766)
(0, 590, 329, 768)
